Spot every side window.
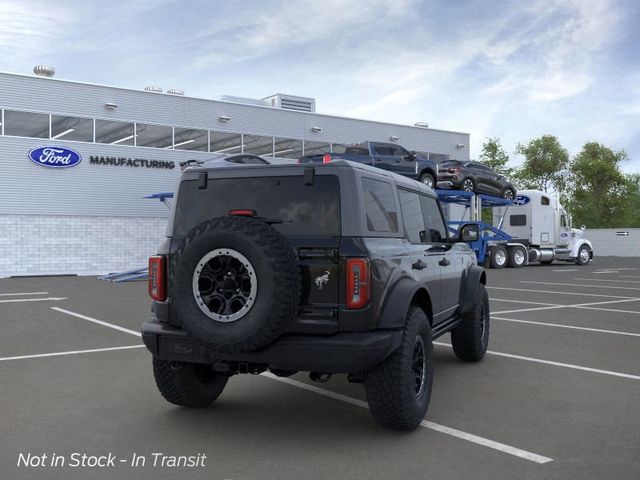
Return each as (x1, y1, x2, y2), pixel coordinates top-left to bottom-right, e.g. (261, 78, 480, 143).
(420, 195, 448, 243)
(561, 215, 567, 227)
(362, 178, 398, 233)
(398, 189, 426, 244)
(541, 196, 550, 206)
(373, 144, 392, 156)
(390, 145, 408, 158)
(510, 214, 527, 226)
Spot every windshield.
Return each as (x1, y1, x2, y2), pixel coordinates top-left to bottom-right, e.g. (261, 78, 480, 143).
(173, 175, 341, 237)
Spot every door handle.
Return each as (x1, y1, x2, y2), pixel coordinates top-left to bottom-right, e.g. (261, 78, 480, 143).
(412, 260, 427, 270)
(439, 257, 451, 267)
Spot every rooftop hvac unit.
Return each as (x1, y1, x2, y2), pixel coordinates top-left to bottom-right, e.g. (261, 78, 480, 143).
(167, 88, 185, 96)
(144, 85, 163, 92)
(262, 94, 316, 113)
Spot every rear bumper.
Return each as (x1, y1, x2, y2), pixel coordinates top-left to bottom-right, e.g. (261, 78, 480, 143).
(141, 320, 402, 374)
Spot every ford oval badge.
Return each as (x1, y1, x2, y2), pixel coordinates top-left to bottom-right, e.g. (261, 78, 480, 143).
(28, 146, 82, 168)
(513, 195, 530, 206)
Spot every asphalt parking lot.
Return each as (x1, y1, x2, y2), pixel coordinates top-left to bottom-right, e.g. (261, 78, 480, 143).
(1, 257, 639, 480)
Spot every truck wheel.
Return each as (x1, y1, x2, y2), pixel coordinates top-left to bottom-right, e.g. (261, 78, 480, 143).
(507, 246, 526, 268)
(576, 245, 591, 265)
(153, 358, 228, 408)
(172, 216, 301, 353)
(489, 245, 508, 269)
(451, 283, 489, 362)
(364, 307, 433, 431)
(502, 187, 515, 200)
(419, 172, 435, 188)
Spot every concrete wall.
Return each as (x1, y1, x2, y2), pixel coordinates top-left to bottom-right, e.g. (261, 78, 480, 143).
(586, 228, 640, 257)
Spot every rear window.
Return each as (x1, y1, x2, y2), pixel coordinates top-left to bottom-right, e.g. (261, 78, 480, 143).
(173, 175, 340, 236)
(440, 160, 462, 167)
(345, 146, 369, 156)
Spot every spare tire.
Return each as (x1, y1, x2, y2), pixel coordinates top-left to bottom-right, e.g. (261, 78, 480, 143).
(172, 216, 300, 353)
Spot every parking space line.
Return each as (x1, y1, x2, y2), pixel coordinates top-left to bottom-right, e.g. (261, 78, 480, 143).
(492, 298, 559, 306)
(492, 297, 640, 315)
(0, 292, 49, 296)
(573, 278, 640, 284)
(0, 297, 67, 304)
(434, 342, 640, 381)
(552, 269, 578, 272)
(261, 372, 553, 464)
(493, 316, 640, 337)
(488, 286, 638, 300)
(521, 281, 640, 291)
(575, 305, 640, 315)
(51, 307, 141, 337)
(0, 345, 145, 362)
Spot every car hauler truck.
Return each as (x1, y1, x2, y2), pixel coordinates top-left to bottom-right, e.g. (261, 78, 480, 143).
(440, 189, 593, 268)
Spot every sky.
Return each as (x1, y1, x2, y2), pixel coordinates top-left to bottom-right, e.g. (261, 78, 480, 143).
(1, 0, 639, 171)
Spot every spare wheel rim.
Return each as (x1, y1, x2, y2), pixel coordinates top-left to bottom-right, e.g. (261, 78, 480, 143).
(192, 248, 258, 323)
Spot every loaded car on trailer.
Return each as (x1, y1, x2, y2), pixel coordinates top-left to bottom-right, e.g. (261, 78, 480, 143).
(142, 159, 490, 430)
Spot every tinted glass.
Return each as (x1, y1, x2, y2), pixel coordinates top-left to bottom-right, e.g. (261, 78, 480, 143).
(4, 110, 49, 138)
(345, 147, 369, 156)
(174, 175, 340, 237)
(510, 214, 527, 226)
(541, 196, 550, 206)
(210, 131, 242, 154)
(95, 119, 134, 145)
(420, 195, 447, 242)
(174, 127, 208, 151)
(331, 143, 348, 154)
(244, 135, 274, 156)
(399, 189, 426, 244)
(373, 144, 394, 156)
(273, 137, 303, 159)
(362, 178, 398, 233)
(51, 115, 93, 142)
(136, 123, 172, 148)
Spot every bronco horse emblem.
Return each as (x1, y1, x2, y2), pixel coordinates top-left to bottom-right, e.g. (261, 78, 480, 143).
(314, 271, 330, 290)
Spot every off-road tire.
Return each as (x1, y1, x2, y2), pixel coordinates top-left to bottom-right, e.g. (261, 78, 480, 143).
(451, 283, 489, 362)
(489, 245, 508, 269)
(419, 172, 435, 189)
(364, 307, 433, 431)
(507, 246, 526, 268)
(172, 216, 300, 353)
(153, 358, 228, 408)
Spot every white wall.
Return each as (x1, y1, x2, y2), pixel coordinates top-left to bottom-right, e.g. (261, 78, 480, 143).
(585, 228, 640, 257)
(0, 215, 167, 277)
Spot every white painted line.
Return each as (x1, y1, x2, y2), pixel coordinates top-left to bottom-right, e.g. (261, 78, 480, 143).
(492, 297, 640, 315)
(573, 278, 640, 284)
(621, 275, 640, 279)
(492, 298, 559, 306)
(434, 342, 640, 381)
(592, 271, 619, 274)
(552, 269, 578, 272)
(51, 307, 141, 337)
(488, 286, 637, 300)
(0, 345, 145, 362)
(596, 268, 636, 271)
(521, 281, 640, 291)
(575, 305, 640, 315)
(261, 372, 553, 464)
(0, 297, 67, 304)
(493, 316, 640, 338)
(0, 292, 49, 296)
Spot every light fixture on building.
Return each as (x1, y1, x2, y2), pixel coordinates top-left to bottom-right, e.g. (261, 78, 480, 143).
(456, 143, 466, 149)
(311, 126, 323, 133)
(414, 122, 429, 128)
(104, 102, 118, 110)
(390, 135, 400, 141)
(111, 135, 134, 145)
(218, 115, 231, 122)
(52, 128, 74, 139)
(167, 88, 185, 96)
(172, 139, 195, 149)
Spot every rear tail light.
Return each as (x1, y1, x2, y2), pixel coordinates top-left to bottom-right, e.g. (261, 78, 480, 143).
(229, 209, 256, 217)
(322, 153, 332, 163)
(346, 258, 370, 309)
(448, 167, 460, 173)
(149, 256, 167, 301)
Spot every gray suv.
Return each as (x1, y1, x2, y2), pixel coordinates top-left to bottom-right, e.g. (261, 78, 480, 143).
(142, 160, 489, 430)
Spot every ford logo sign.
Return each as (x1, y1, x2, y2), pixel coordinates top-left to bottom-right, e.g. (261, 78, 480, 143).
(513, 195, 530, 206)
(28, 146, 82, 168)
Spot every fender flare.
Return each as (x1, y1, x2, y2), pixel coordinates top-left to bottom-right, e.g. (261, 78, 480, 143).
(459, 265, 486, 315)
(419, 167, 437, 181)
(378, 279, 433, 329)
(571, 239, 594, 258)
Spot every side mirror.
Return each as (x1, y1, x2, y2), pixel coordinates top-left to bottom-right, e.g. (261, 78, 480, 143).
(581, 225, 586, 231)
(459, 223, 479, 242)
(405, 151, 417, 161)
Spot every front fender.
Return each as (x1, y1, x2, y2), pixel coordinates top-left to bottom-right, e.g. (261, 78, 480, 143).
(378, 279, 431, 329)
(570, 239, 594, 257)
(459, 265, 486, 315)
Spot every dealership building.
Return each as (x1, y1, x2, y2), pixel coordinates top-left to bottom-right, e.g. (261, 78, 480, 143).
(0, 69, 470, 278)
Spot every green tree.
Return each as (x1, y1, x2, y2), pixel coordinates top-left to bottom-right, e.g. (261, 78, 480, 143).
(566, 142, 631, 228)
(478, 137, 513, 177)
(515, 135, 569, 193)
